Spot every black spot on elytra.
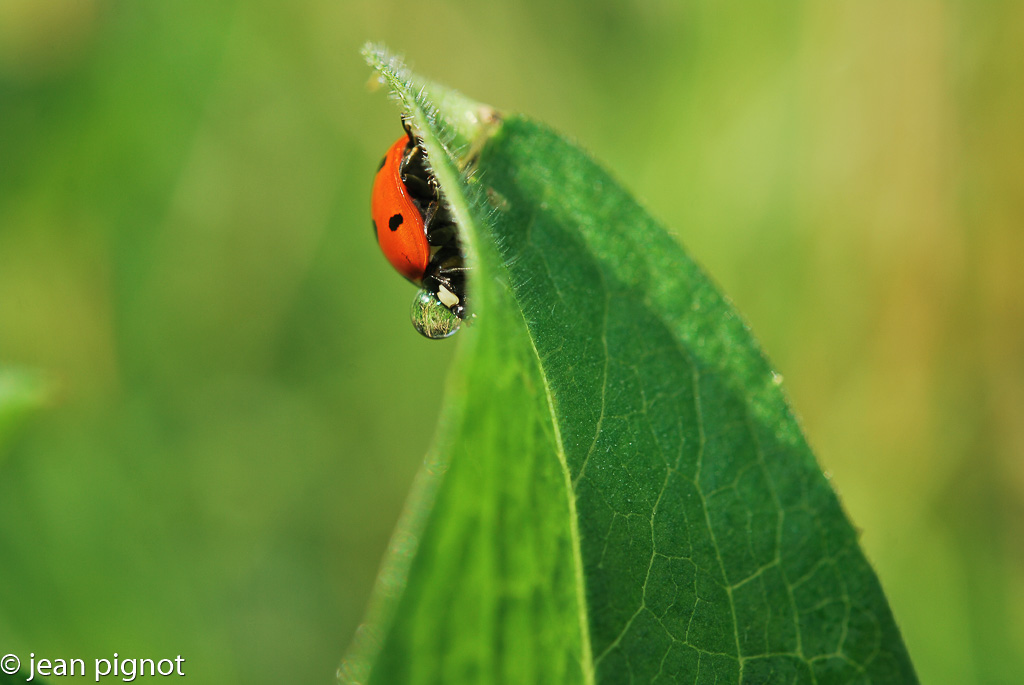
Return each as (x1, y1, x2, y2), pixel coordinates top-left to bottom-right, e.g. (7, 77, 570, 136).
(389, 214, 403, 231)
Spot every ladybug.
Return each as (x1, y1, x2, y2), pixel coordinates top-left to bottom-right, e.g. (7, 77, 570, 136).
(371, 119, 468, 326)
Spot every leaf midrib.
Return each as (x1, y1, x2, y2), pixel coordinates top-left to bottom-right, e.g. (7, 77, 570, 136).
(514, 299, 597, 685)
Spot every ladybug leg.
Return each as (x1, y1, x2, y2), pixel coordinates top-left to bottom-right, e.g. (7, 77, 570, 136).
(401, 116, 416, 145)
(402, 172, 433, 201)
(402, 148, 446, 215)
(423, 201, 457, 246)
(399, 132, 457, 246)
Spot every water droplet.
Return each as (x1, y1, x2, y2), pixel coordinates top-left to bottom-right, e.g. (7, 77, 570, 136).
(410, 289, 460, 340)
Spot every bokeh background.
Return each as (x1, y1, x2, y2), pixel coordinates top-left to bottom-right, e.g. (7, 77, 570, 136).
(1, 1, 1021, 683)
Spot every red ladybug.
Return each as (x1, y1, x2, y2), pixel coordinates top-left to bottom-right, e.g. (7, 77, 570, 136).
(371, 120, 467, 320)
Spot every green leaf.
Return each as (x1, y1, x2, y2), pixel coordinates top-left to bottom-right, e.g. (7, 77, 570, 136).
(342, 46, 918, 685)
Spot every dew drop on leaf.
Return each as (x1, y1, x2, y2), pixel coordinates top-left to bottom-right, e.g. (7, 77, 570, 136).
(410, 289, 460, 340)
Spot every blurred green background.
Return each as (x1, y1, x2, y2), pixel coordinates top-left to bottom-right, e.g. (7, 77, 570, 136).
(1, 1, 1021, 683)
